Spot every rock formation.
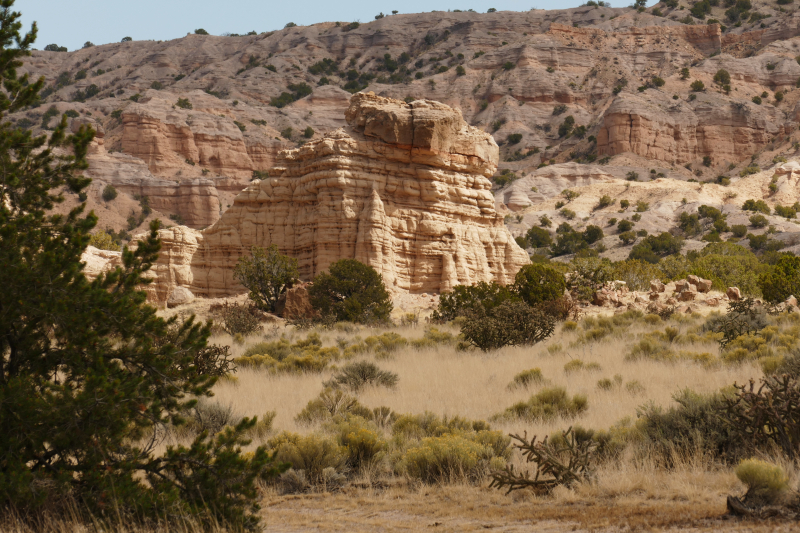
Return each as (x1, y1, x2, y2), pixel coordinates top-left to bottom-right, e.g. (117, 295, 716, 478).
(189, 93, 528, 298)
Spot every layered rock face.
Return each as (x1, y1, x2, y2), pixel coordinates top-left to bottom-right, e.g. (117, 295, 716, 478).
(189, 93, 528, 298)
(596, 92, 788, 166)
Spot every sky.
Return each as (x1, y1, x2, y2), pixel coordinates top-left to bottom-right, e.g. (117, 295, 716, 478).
(18, 0, 639, 51)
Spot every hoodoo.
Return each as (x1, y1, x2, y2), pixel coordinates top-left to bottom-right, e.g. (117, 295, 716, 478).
(139, 93, 528, 304)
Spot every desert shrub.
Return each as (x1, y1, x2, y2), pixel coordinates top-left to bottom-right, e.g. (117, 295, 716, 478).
(328, 415, 387, 472)
(410, 327, 454, 349)
(749, 214, 769, 228)
(758, 255, 800, 303)
(269, 432, 345, 485)
(195, 28, 209, 35)
(401, 434, 491, 483)
(101, 184, 117, 201)
(629, 232, 683, 263)
(636, 388, 742, 463)
(507, 133, 522, 144)
(514, 263, 566, 306)
(460, 301, 555, 351)
(234, 245, 298, 313)
(690, 80, 705, 91)
(295, 388, 369, 425)
(612, 259, 663, 291)
(494, 387, 587, 423)
(325, 361, 398, 392)
(742, 199, 771, 214)
(735, 459, 790, 503)
(617, 219, 634, 233)
(563, 359, 601, 373)
(432, 281, 516, 322)
(583, 225, 604, 244)
(731, 224, 748, 238)
(270, 82, 313, 108)
(217, 302, 262, 336)
(525, 226, 552, 248)
(595, 195, 614, 210)
(558, 115, 575, 137)
(689, 244, 763, 295)
(509, 368, 545, 389)
(567, 256, 614, 301)
(309, 259, 392, 324)
(88, 230, 120, 251)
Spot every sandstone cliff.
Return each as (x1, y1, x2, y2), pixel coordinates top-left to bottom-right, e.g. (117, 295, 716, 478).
(189, 93, 528, 298)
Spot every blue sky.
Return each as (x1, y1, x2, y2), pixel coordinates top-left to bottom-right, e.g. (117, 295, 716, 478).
(18, 0, 639, 51)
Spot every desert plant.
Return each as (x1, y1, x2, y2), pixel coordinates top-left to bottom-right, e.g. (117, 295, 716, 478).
(460, 301, 555, 351)
(525, 226, 552, 248)
(88, 229, 120, 251)
(714, 69, 731, 85)
(432, 281, 516, 322)
(510, 368, 545, 389)
(0, 6, 283, 523)
(514, 263, 566, 306)
(595, 195, 614, 210)
(102, 184, 117, 201)
(735, 458, 790, 503)
(218, 302, 262, 336)
(309, 259, 393, 324)
(758, 255, 800, 303)
(269, 432, 345, 486)
(494, 388, 588, 423)
(233, 245, 298, 313)
(725, 374, 800, 458)
(490, 426, 598, 493)
(749, 214, 769, 228)
(690, 80, 705, 91)
(326, 361, 399, 392)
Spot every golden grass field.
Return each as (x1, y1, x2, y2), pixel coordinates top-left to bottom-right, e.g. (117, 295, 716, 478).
(198, 310, 798, 532)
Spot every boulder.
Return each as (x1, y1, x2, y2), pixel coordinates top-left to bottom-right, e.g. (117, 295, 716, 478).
(649, 291, 661, 301)
(705, 297, 720, 307)
(167, 287, 195, 308)
(678, 286, 697, 301)
(281, 282, 317, 320)
(650, 280, 665, 293)
(674, 279, 690, 293)
(666, 297, 678, 305)
(687, 275, 712, 293)
(727, 287, 742, 301)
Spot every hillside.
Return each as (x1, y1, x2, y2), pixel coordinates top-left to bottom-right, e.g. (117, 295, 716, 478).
(18, 1, 800, 260)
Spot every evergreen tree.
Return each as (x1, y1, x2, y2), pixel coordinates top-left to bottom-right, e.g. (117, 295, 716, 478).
(0, 1, 284, 526)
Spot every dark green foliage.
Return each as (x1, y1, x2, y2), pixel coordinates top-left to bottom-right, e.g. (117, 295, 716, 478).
(731, 224, 748, 238)
(102, 184, 117, 201)
(432, 281, 516, 322)
(690, 80, 705, 91)
(507, 133, 522, 144)
(595, 195, 613, 210)
(461, 301, 555, 351)
(514, 264, 566, 306)
(0, 5, 285, 525)
(308, 58, 338, 76)
(269, 83, 313, 108)
(121, 36, 132, 42)
(583, 225, 604, 244)
(567, 257, 613, 301)
(176, 97, 192, 109)
(72, 83, 99, 102)
(617, 219, 634, 233)
(636, 389, 743, 463)
(714, 69, 731, 85)
(195, 28, 209, 35)
(749, 214, 769, 228)
(40, 105, 58, 129)
(525, 226, 552, 248)
(234, 120, 246, 132)
(233, 245, 299, 313)
(775, 204, 797, 219)
(758, 255, 800, 303)
(326, 361, 399, 392)
(550, 229, 589, 256)
(456, 65, 466, 76)
(558, 115, 575, 137)
(303, 126, 314, 138)
(150, 80, 163, 90)
(44, 43, 67, 51)
(629, 232, 684, 263)
(619, 230, 636, 245)
(309, 259, 393, 324)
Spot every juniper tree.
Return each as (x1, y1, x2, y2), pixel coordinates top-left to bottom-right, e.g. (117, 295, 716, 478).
(0, 1, 284, 526)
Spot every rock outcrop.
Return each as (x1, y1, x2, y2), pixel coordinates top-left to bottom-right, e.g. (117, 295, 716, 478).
(187, 93, 528, 299)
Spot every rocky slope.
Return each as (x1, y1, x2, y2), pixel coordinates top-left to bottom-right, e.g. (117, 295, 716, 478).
(27, 2, 800, 267)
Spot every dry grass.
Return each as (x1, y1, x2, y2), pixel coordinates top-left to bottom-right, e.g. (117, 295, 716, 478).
(157, 312, 792, 531)
(210, 318, 759, 440)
